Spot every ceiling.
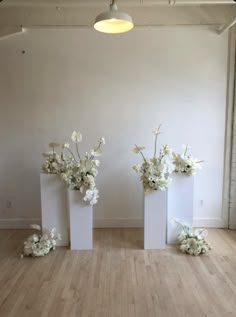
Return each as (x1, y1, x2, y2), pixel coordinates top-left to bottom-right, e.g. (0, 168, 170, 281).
(0, 0, 235, 6)
(0, 0, 235, 28)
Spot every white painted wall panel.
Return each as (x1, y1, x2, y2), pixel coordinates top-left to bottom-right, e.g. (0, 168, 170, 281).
(0, 27, 228, 228)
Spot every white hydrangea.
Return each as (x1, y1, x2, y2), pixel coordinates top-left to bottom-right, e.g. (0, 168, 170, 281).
(42, 151, 73, 174)
(84, 188, 99, 205)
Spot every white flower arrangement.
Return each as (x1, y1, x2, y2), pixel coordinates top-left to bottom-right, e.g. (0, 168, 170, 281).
(22, 225, 61, 258)
(172, 144, 203, 176)
(133, 126, 174, 192)
(175, 219, 211, 256)
(42, 142, 73, 174)
(61, 131, 105, 205)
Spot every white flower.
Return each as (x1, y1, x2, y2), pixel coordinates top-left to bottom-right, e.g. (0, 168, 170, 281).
(163, 145, 172, 156)
(177, 221, 211, 256)
(94, 160, 100, 167)
(91, 149, 102, 157)
(180, 244, 187, 252)
(133, 146, 145, 154)
(62, 143, 70, 149)
(30, 224, 41, 231)
(84, 189, 99, 205)
(153, 129, 161, 136)
(133, 164, 140, 173)
(54, 130, 104, 205)
(22, 227, 61, 257)
(172, 145, 202, 176)
(71, 131, 82, 143)
(153, 124, 162, 136)
(99, 137, 105, 145)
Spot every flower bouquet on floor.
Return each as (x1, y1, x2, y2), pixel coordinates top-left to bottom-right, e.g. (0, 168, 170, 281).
(22, 225, 61, 258)
(61, 131, 105, 205)
(133, 125, 174, 192)
(172, 144, 203, 176)
(175, 219, 211, 256)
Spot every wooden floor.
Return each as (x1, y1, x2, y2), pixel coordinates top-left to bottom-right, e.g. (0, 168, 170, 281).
(0, 229, 236, 317)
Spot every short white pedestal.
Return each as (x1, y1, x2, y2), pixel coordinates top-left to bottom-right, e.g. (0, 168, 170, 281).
(40, 173, 69, 247)
(67, 189, 93, 250)
(167, 174, 194, 244)
(144, 190, 167, 250)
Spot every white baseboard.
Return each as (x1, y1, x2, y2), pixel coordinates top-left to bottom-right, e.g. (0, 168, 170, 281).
(193, 218, 224, 228)
(95, 218, 225, 228)
(0, 218, 41, 229)
(229, 221, 236, 230)
(0, 217, 225, 229)
(94, 218, 143, 228)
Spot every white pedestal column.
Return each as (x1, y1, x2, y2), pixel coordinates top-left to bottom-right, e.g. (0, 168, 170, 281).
(144, 190, 167, 250)
(167, 174, 194, 244)
(40, 173, 69, 246)
(67, 189, 93, 250)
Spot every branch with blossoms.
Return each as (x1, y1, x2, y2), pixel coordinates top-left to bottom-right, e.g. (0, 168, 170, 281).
(63, 131, 105, 163)
(41, 131, 105, 205)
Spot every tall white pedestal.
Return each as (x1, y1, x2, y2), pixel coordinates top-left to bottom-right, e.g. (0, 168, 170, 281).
(167, 174, 194, 244)
(40, 173, 69, 246)
(67, 189, 93, 250)
(144, 190, 167, 250)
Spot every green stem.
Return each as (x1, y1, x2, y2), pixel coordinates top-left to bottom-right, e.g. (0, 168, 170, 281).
(135, 144, 147, 163)
(75, 141, 81, 161)
(90, 141, 102, 160)
(184, 145, 188, 156)
(67, 149, 78, 164)
(154, 134, 158, 158)
(153, 124, 162, 158)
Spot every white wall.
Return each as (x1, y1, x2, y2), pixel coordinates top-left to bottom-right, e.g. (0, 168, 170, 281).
(0, 27, 228, 228)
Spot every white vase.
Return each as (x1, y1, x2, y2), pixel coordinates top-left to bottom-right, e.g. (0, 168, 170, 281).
(67, 189, 93, 250)
(144, 189, 167, 250)
(40, 173, 69, 246)
(167, 173, 194, 244)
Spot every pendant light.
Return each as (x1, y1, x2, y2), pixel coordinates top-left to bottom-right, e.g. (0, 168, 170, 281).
(94, 0, 134, 34)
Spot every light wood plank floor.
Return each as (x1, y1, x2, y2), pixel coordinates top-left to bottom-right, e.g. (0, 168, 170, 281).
(0, 228, 236, 317)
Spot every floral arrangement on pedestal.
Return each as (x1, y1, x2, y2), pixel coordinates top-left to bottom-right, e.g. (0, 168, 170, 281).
(172, 144, 203, 176)
(42, 142, 73, 174)
(22, 225, 61, 258)
(175, 220, 211, 256)
(41, 131, 105, 205)
(133, 126, 174, 192)
(61, 131, 105, 205)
